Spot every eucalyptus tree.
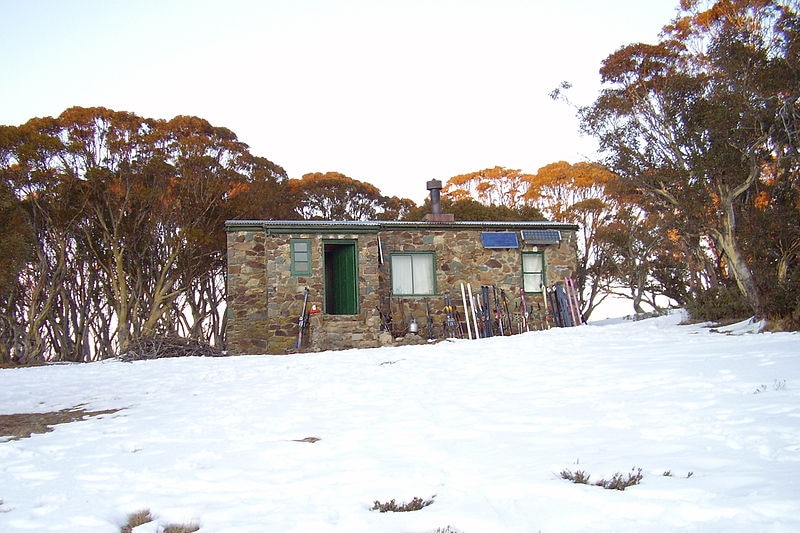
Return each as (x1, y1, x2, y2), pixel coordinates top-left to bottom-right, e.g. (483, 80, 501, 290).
(288, 172, 408, 221)
(0, 107, 288, 361)
(580, 0, 799, 322)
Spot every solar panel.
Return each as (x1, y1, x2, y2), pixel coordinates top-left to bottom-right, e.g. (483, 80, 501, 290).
(520, 229, 561, 245)
(481, 232, 520, 248)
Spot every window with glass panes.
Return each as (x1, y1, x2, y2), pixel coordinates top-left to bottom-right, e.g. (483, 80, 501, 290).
(390, 253, 435, 295)
(522, 252, 545, 292)
(290, 239, 312, 276)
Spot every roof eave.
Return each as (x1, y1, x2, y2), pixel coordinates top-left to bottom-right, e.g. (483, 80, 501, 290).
(224, 219, 579, 233)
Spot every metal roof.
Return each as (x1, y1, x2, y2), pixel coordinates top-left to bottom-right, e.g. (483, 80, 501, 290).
(225, 219, 578, 233)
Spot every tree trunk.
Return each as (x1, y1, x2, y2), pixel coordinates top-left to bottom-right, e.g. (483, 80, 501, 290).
(777, 239, 799, 283)
(710, 197, 763, 317)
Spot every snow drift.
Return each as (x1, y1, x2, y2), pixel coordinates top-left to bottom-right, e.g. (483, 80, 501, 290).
(1, 312, 798, 532)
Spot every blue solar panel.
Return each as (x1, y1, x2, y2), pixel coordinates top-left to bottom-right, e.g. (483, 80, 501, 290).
(520, 229, 561, 245)
(481, 232, 520, 248)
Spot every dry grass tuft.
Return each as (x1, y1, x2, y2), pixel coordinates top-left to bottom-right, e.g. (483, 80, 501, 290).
(162, 524, 201, 533)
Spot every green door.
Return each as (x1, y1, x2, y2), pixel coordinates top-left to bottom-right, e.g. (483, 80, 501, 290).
(325, 242, 358, 314)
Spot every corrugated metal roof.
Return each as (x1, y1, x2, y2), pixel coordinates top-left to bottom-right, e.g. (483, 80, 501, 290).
(225, 219, 578, 232)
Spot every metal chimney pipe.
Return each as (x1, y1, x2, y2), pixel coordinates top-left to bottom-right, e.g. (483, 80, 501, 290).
(427, 179, 443, 215)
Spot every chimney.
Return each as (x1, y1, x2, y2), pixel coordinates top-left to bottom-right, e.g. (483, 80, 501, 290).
(423, 179, 455, 222)
(427, 179, 443, 214)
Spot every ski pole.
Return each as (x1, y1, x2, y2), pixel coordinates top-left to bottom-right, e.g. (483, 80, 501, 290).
(460, 282, 473, 340)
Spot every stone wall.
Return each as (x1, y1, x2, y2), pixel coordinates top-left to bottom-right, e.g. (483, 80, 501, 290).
(226, 224, 578, 355)
(261, 231, 382, 354)
(377, 227, 578, 336)
(226, 230, 269, 355)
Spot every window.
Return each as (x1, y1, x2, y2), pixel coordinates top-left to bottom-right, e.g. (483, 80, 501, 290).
(291, 239, 312, 276)
(391, 253, 435, 295)
(522, 252, 545, 292)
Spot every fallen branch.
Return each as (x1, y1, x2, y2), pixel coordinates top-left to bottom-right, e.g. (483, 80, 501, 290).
(118, 336, 225, 361)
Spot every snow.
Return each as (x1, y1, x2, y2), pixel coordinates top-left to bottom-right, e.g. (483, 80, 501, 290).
(1, 312, 798, 532)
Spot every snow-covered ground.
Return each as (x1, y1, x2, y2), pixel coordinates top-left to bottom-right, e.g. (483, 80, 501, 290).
(1, 312, 798, 533)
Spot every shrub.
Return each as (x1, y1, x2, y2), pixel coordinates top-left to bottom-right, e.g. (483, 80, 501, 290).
(759, 278, 800, 331)
(371, 495, 435, 513)
(754, 379, 787, 394)
(686, 284, 752, 323)
(560, 469, 591, 484)
(595, 468, 643, 490)
(560, 467, 643, 491)
(120, 509, 199, 533)
(120, 510, 155, 533)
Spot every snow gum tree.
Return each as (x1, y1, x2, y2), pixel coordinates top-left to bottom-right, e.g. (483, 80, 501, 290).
(444, 166, 533, 207)
(287, 172, 412, 221)
(0, 107, 288, 362)
(524, 161, 620, 320)
(580, 0, 800, 324)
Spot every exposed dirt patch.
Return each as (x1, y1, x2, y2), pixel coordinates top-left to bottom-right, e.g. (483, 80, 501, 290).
(0, 405, 122, 442)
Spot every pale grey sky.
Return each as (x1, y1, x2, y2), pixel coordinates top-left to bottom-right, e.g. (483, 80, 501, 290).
(1, 0, 679, 203)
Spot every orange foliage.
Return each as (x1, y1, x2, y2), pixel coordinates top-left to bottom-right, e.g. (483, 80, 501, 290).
(444, 166, 533, 207)
(754, 190, 770, 209)
(227, 181, 250, 199)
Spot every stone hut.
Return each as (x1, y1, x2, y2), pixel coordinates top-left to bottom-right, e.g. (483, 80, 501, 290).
(225, 182, 579, 355)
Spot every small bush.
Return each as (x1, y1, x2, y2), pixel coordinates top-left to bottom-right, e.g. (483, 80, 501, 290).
(561, 467, 643, 491)
(686, 284, 752, 323)
(664, 470, 694, 478)
(596, 468, 643, 490)
(120, 509, 199, 533)
(372, 495, 435, 513)
(121, 510, 155, 533)
(560, 469, 591, 484)
(759, 278, 800, 331)
(754, 379, 787, 394)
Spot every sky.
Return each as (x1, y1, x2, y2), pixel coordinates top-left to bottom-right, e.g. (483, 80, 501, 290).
(1, 313, 799, 532)
(1, 0, 680, 203)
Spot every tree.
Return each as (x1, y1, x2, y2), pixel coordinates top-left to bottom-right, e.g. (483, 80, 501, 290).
(0, 107, 289, 362)
(403, 196, 545, 221)
(597, 194, 686, 314)
(288, 172, 412, 220)
(0, 177, 34, 363)
(375, 196, 416, 221)
(580, 0, 800, 322)
(444, 166, 532, 207)
(524, 161, 624, 319)
(0, 166, 32, 298)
